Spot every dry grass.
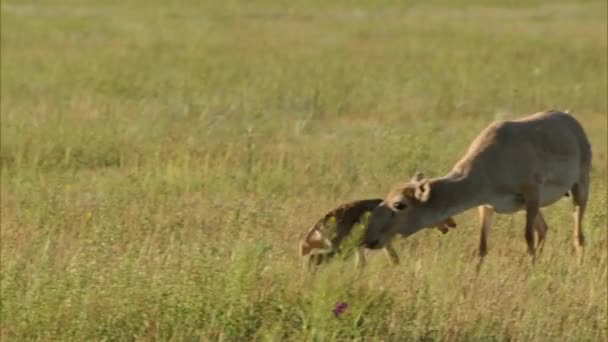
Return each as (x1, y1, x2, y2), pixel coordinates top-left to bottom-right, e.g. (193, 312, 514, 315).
(1, 0, 607, 340)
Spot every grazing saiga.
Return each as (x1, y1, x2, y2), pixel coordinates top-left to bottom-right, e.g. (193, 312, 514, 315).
(362, 110, 592, 265)
(300, 198, 457, 269)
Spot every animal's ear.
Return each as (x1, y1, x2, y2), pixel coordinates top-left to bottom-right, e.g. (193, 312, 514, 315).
(410, 171, 425, 183)
(414, 180, 431, 202)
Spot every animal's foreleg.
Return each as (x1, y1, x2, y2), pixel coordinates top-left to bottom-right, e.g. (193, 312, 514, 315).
(535, 211, 549, 254)
(523, 186, 541, 263)
(477, 205, 494, 273)
(383, 241, 400, 265)
(478, 205, 494, 258)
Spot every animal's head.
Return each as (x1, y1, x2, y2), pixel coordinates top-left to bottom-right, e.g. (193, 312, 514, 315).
(363, 172, 434, 249)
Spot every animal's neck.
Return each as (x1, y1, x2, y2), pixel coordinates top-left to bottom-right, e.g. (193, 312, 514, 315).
(421, 170, 484, 225)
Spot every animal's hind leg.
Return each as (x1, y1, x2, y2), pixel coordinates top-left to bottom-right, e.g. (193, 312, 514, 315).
(535, 211, 549, 254)
(304, 255, 320, 273)
(354, 248, 367, 269)
(571, 174, 589, 265)
(311, 254, 323, 267)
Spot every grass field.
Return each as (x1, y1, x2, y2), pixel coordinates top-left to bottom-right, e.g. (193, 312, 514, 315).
(1, 0, 607, 340)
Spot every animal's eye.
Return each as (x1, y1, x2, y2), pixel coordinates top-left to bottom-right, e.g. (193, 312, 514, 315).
(394, 202, 406, 210)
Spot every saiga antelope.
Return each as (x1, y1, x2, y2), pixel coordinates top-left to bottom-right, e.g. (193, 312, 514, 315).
(362, 110, 592, 265)
(300, 198, 457, 269)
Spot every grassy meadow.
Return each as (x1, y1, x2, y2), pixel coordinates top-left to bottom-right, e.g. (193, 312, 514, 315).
(1, 0, 607, 340)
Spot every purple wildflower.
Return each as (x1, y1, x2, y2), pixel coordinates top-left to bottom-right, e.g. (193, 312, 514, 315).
(333, 302, 348, 317)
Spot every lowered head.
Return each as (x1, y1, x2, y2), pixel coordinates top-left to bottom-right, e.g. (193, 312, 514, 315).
(363, 172, 434, 249)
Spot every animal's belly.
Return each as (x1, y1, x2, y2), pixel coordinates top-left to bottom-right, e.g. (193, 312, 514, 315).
(488, 184, 570, 214)
(488, 195, 524, 214)
(539, 185, 570, 207)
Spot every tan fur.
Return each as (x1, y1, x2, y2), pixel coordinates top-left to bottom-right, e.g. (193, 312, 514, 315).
(301, 198, 457, 269)
(364, 110, 592, 265)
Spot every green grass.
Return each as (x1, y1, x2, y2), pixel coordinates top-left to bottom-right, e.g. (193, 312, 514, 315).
(1, 0, 607, 340)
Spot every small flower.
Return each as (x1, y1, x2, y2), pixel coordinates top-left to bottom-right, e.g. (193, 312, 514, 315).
(333, 302, 348, 317)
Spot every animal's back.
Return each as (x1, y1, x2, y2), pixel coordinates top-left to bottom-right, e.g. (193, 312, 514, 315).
(452, 111, 591, 210)
(510, 110, 591, 162)
(456, 111, 590, 178)
(317, 198, 382, 242)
